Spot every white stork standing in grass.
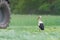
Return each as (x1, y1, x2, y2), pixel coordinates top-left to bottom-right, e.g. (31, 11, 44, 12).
(38, 16, 44, 30)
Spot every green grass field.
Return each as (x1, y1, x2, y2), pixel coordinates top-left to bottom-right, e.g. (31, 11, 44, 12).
(0, 14, 60, 40)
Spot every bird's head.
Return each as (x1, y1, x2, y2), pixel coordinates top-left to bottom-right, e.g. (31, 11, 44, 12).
(38, 16, 42, 19)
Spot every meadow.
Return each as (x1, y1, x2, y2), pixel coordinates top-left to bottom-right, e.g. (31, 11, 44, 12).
(0, 14, 60, 40)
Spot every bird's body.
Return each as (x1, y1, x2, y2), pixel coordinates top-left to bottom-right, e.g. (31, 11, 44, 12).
(38, 20, 43, 26)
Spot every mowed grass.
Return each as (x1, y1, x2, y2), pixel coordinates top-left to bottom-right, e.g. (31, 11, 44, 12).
(10, 14, 60, 26)
(0, 14, 60, 40)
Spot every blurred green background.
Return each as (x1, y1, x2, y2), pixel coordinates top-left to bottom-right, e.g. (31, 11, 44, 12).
(10, 0, 60, 15)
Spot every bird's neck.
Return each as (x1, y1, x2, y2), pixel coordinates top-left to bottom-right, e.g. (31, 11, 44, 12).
(38, 19, 42, 21)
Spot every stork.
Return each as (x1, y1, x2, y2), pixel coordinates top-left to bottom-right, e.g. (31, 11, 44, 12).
(38, 16, 44, 30)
